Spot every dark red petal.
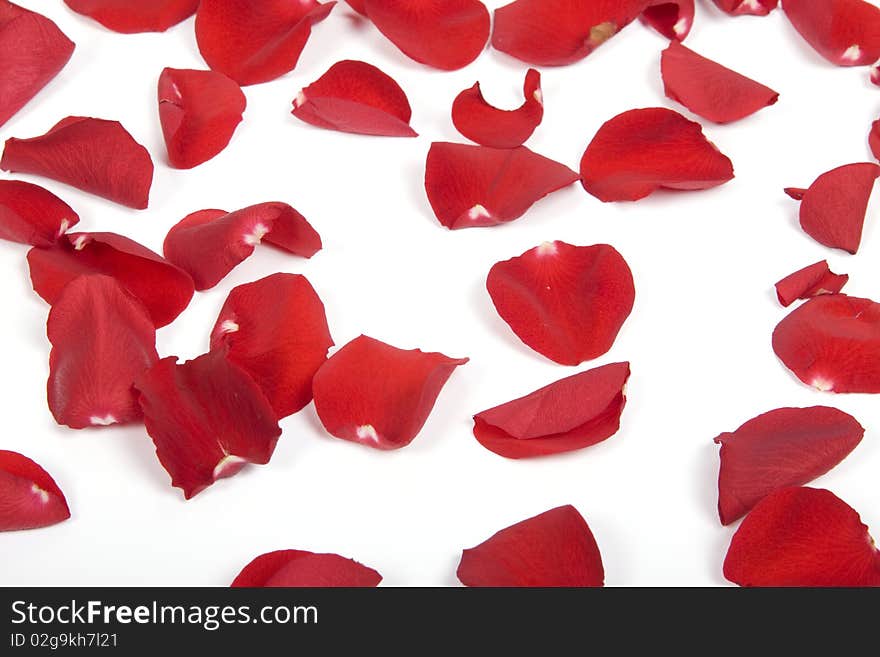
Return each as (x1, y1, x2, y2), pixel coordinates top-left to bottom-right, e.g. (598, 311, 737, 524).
(0, 2, 74, 127)
(775, 260, 848, 307)
(458, 505, 604, 587)
(362, 0, 489, 70)
(782, 0, 880, 66)
(48, 275, 158, 429)
(0, 450, 70, 531)
(312, 335, 467, 450)
(661, 42, 779, 124)
(580, 108, 735, 202)
(195, 0, 335, 86)
(291, 60, 416, 137)
(773, 294, 880, 393)
(1, 117, 154, 209)
(231, 550, 382, 587)
(713, 0, 778, 15)
(158, 68, 246, 169)
(63, 0, 198, 33)
(28, 232, 194, 329)
(724, 487, 880, 586)
(714, 407, 863, 525)
(211, 273, 333, 419)
(487, 242, 635, 366)
(0, 180, 78, 247)
(871, 120, 880, 160)
(640, 0, 694, 41)
(134, 351, 282, 499)
(785, 162, 880, 254)
(474, 362, 630, 459)
(163, 202, 321, 291)
(424, 142, 579, 229)
(451, 68, 543, 148)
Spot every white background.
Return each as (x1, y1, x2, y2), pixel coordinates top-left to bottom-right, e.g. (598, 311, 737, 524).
(1, 1, 879, 587)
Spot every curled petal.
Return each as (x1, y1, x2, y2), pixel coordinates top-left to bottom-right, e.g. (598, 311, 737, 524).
(713, 0, 778, 15)
(0, 450, 70, 531)
(0, 180, 78, 247)
(232, 550, 382, 587)
(775, 260, 848, 307)
(640, 0, 694, 41)
(871, 120, 880, 160)
(782, 0, 880, 66)
(487, 242, 635, 366)
(63, 0, 198, 33)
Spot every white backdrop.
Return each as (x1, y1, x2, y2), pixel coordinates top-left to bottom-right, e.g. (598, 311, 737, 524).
(1, 1, 879, 586)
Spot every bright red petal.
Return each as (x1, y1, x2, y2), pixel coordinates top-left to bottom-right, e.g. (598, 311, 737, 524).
(782, 0, 880, 66)
(713, 0, 778, 15)
(0, 180, 78, 247)
(775, 260, 848, 307)
(1, 117, 154, 209)
(346, 0, 367, 15)
(291, 60, 417, 137)
(724, 487, 880, 586)
(163, 202, 322, 291)
(487, 241, 635, 366)
(640, 0, 694, 41)
(715, 407, 863, 525)
(580, 108, 735, 202)
(424, 142, 579, 229)
(0, 450, 70, 531)
(474, 362, 630, 459)
(871, 120, 880, 160)
(458, 505, 604, 587)
(312, 335, 467, 450)
(63, 0, 198, 33)
(231, 550, 382, 587)
(134, 351, 282, 499)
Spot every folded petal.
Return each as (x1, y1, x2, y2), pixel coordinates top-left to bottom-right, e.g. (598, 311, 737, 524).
(580, 107, 735, 202)
(872, 120, 880, 161)
(0, 180, 78, 247)
(0, 450, 70, 531)
(63, 0, 198, 33)
(312, 335, 467, 450)
(1, 117, 154, 209)
(231, 550, 382, 587)
(775, 260, 848, 307)
(713, 0, 778, 15)
(640, 0, 694, 41)
(782, 0, 880, 66)
(425, 142, 579, 229)
(487, 242, 635, 366)
(458, 505, 604, 587)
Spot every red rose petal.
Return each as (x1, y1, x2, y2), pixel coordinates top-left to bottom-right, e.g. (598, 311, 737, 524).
(0, 180, 78, 247)
(134, 351, 282, 499)
(231, 550, 382, 587)
(458, 505, 604, 587)
(158, 68, 246, 169)
(1, 117, 154, 209)
(773, 294, 880, 393)
(724, 487, 880, 586)
(580, 108, 735, 202)
(0, 2, 74, 127)
(640, 0, 694, 41)
(775, 260, 848, 307)
(785, 162, 880, 254)
(163, 202, 321, 291)
(424, 142, 579, 229)
(871, 120, 880, 160)
(782, 0, 880, 66)
(195, 0, 335, 86)
(0, 450, 70, 531)
(714, 407, 864, 525)
(28, 232, 195, 329)
(346, 0, 367, 15)
(487, 242, 635, 366)
(48, 275, 158, 430)
(713, 0, 778, 15)
(661, 42, 779, 124)
(361, 0, 489, 70)
(473, 362, 630, 459)
(291, 60, 417, 137)
(63, 0, 198, 33)
(211, 273, 333, 419)
(312, 335, 467, 450)
(451, 68, 543, 148)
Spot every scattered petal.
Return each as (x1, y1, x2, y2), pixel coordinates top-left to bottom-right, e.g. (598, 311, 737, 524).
(871, 120, 880, 160)
(775, 260, 848, 307)
(0, 180, 78, 247)
(0, 450, 70, 531)
(640, 0, 694, 41)
(63, 0, 198, 33)
(782, 0, 880, 66)
(232, 550, 382, 587)
(713, 0, 778, 15)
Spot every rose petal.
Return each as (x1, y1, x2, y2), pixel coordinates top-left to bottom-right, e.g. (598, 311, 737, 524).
(782, 0, 880, 66)
(724, 487, 880, 586)
(474, 362, 630, 459)
(0, 180, 78, 247)
(312, 335, 467, 450)
(211, 273, 333, 419)
(63, 0, 198, 33)
(458, 505, 604, 587)
(715, 407, 864, 525)
(775, 260, 848, 307)
(487, 241, 635, 366)
(163, 202, 322, 291)
(48, 275, 158, 429)
(1, 117, 154, 209)
(158, 68, 246, 169)
(231, 550, 382, 587)
(871, 120, 880, 160)
(291, 60, 417, 137)
(713, 0, 778, 15)
(0, 450, 70, 531)
(134, 351, 282, 499)
(580, 108, 735, 202)
(424, 142, 579, 229)
(28, 232, 195, 329)
(451, 68, 543, 148)
(346, 0, 367, 15)
(640, 0, 694, 41)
